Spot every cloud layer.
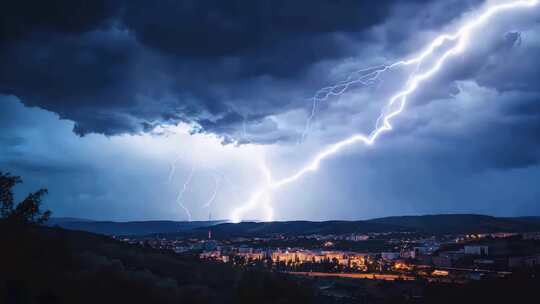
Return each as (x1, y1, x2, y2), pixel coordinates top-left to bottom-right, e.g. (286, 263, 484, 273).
(1, 0, 483, 141)
(1, 0, 540, 220)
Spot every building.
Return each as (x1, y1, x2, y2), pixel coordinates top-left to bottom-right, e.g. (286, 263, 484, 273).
(464, 245, 489, 256)
(200, 251, 221, 260)
(203, 240, 218, 251)
(237, 252, 264, 261)
(349, 254, 367, 270)
(381, 252, 400, 260)
(490, 232, 518, 238)
(414, 245, 439, 256)
(393, 259, 413, 271)
(174, 246, 191, 254)
(508, 254, 540, 268)
(432, 270, 449, 276)
(270, 249, 367, 267)
(400, 250, 416, 259)
(345, 234, 369, 241)
(237, 246, 253, 254)
(433, 251, 465, 267)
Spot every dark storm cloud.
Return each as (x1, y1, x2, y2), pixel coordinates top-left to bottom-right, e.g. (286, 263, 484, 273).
(429, 101, 540, 170)
(1, 0, 540, 221)
(2, 0, 539, 171)
(383, 85, 540, 172)
(0, 0, 460, 138)
(0, 29, 144, 135)
(122, 0, 403, 58)
(0, 0, 120, 43)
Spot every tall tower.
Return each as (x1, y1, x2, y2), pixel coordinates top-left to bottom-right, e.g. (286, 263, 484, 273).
(208, 212, 212, 240)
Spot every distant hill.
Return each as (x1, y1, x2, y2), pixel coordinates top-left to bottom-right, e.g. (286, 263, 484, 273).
(197, 214, 540, 238)
(366, 214, 540, 233)
(509, 216, 540, 225)
(193, 220, 407, 238)
(46, 219, 225, 236)
(46, 214, 540, 237)
(46, 217, 95, 224)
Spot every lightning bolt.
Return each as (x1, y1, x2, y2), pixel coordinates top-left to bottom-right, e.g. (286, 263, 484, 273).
(203, 171, 221, 208)
(175, 163, 195, 221)
(169, 155, 230, 218)
(231, 0, 539, 223)
(168, 154, 184, 183)
(301, 64, 393, 142)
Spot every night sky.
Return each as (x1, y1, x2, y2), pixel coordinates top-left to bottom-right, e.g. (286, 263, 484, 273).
(1, 0, 539, 221)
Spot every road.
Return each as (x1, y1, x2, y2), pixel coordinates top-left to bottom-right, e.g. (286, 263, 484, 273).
(287, 272, 415, 281)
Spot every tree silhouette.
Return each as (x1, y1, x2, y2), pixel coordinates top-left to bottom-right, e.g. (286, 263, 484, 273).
(0, 172, 51, 224)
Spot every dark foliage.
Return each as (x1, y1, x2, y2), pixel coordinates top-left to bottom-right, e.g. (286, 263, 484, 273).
(0, 172, 51, 225)
(421, 269, 540, 304)
(0, 224, 314, 304)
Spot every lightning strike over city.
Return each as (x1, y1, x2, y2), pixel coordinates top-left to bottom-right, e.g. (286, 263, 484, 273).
(231, 0, 539, 223)
(3, 0, 540, 301)
(169, 156, 228, 219)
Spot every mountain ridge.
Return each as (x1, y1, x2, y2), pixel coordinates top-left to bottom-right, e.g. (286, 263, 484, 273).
(46, 214, 540, 236)
(46, 219, 226, 236)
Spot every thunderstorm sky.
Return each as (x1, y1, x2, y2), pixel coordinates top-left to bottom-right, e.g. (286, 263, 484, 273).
(1, 0, 540, 221)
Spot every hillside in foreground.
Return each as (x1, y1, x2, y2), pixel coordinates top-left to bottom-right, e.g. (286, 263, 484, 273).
(3, 221, 540, 304)
(0, 222, 312, 304)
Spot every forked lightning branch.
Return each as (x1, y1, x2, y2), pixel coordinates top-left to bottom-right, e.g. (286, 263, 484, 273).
(230, 0, 539, 223)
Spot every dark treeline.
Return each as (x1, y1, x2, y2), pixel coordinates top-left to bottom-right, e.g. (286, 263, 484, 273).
(1, 172, 51, 225)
